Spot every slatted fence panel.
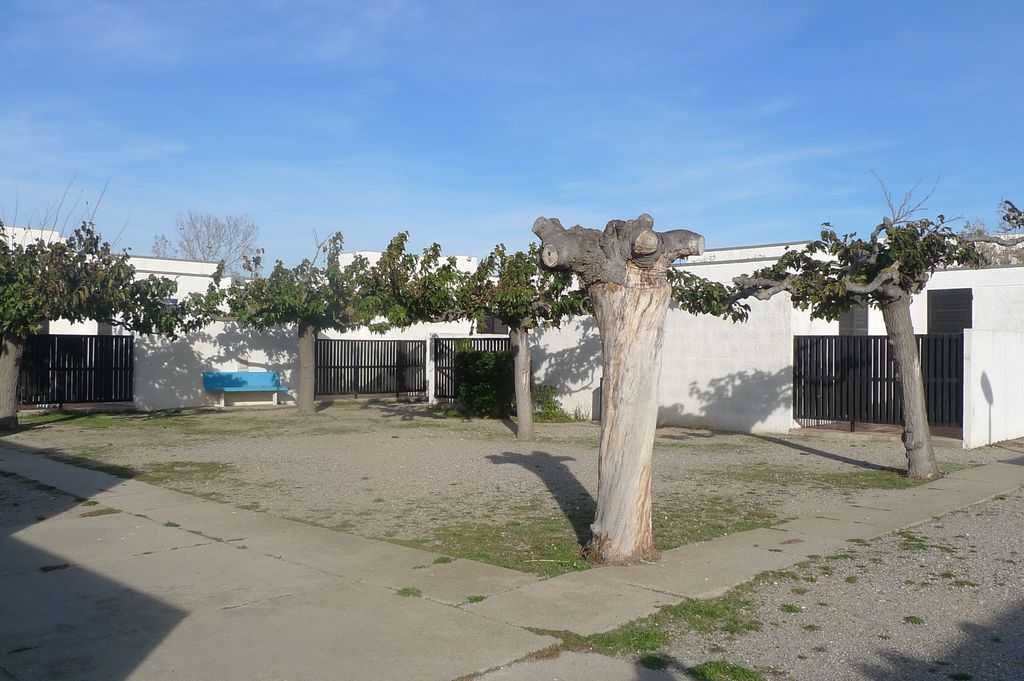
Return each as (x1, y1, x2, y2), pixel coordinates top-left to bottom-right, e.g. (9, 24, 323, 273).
(793, 334, 963, 428)
(19, 334, 134, 405)
(314, 339, 426, 397)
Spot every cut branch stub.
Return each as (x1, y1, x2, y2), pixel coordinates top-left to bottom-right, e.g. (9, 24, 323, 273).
(532, 214, 704, 285)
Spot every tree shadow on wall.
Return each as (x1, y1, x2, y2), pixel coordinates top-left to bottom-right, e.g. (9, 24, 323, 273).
(531, 317, 602, 417)
(486, 450, 595, 547)
(133, 323, 297, 410)
(658, 367, 791, 432)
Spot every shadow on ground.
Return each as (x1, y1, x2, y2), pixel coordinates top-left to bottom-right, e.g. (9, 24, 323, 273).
(751, 433, 904, 473)
(857, 598, 1024, 680)
(486, 451, 595, 547)
(0, 442, 186, 681)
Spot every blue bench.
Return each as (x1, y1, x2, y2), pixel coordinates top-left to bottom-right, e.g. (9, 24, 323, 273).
(202, 371, 284, 406)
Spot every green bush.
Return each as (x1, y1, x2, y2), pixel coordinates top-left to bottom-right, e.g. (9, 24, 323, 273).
(454, 347, 515, 418)
(532, 384, 572, 422)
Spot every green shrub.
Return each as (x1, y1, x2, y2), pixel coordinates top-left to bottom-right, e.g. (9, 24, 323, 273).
(454, 346, 515, 417)
(532, 384, 572, 422)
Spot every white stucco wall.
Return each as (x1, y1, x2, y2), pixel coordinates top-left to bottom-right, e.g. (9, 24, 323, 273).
(532, 253, 797, 432)
(133, 322, 300, 410)
(532, 317, 603, 420)
(657, 296, 793, 432)
(963, 329, 1024, 449)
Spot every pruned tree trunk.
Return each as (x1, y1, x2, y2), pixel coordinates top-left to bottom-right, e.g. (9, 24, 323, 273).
(297, 324, 317, 416)
(586, 267, 672, 562)
(533, 214, 704, 565)
(881, 296, 940, 480)
(509, 325, 534, 441)
(0, 337, 24, 431)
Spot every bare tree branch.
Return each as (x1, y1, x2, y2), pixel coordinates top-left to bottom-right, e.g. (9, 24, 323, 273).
(962, 233, 1024, 247)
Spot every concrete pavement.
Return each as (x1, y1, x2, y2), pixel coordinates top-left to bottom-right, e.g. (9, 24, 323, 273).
(2, 446, 1023, 681)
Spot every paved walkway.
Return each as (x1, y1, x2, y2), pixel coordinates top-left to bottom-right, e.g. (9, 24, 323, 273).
(2, 446, 1023, 681)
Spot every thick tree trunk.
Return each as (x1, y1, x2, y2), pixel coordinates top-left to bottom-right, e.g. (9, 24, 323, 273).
(881, 297, 940, 480)
(532, 213, 703, 566)
(509, 326, 534, 442)
(297, 324, 317, 416)
(585, 265, 671, 564)
(0, 337, 23, 431)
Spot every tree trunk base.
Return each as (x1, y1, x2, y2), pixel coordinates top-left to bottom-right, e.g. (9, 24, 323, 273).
(0, 416, 17, 432)
(582, 539, 661, 566)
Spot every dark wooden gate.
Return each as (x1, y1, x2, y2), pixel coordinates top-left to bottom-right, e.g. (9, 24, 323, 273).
(19, 334, 134, 405)
(314, 339, 426, 397)
(793, 334, 963, 429)
(432, 337, 510, 399)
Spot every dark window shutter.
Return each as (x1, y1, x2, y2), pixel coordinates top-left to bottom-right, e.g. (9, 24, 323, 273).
(927, 289, 972, 334)
(839, 303, 869, 335)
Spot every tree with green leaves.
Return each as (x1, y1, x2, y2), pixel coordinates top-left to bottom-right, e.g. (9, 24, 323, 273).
(228, 234, 366, 415)
(0, 220, 220, 430)
(362, 233, 586, 441)
(695, 195, 1024, 480)
(533, 213, 704, 564)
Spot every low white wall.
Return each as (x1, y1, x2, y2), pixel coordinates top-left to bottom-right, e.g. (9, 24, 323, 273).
(657, 296, 793, 432)
(963, 329, 1024, 449)
(133, 322, 300, 410)
(533, 317, 603, 420)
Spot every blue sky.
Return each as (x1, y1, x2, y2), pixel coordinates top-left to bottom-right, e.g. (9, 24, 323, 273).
(2, 1, 1021, 263)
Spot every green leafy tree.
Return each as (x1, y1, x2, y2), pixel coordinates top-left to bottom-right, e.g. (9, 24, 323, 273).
(362, 234, 586, 441)
(0, 220, 219, 430)
(693, 196, 1024, 480)
(228, 233, 366, 415)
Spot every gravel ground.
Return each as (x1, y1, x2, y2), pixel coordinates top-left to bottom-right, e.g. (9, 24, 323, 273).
(0, 402, 1009, 544)
(3, 403, 1022, 680)
(661, 488, 1024, 681)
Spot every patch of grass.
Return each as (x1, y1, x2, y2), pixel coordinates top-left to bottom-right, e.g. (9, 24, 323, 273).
(138, 461, 235, 485)
(432, 556, 454, 565)
(827, 551, 857, 561)
(707, 463, 917, 491)
(663, 595, 763, 636)
(393, 515, 590, 577)
(951, 579, 979, 588)
(780, 603, 801, 614)
(538, 624, 670, 658)
(163, 521, 180, 527)
(540, 592, 762, 663)
(802, 624, 820, 632)
(465, 595, 487, 604)
(897, 531, 958, 554)
(904, 615, 925, 625)
(845, 575, 859, 584)
(81, 500, 99, 507)
(652, 495, 780, 552)
(791, 587, 809, 595)
(237, 502, 260, 511)
(397, 495, 777, 577)
(396, 587, 422, 597)
(689, 660, 766, 681)
(754, 569, 800, 583)
(79, 507, 121, 518)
